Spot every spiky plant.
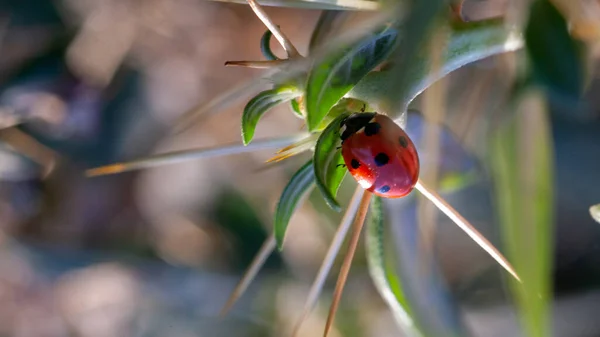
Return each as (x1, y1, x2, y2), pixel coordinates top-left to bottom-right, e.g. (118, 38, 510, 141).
(86, 0, 590, 336)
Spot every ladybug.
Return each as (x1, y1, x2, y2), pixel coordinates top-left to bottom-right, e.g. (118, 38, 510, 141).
(339, 112, 420, 198)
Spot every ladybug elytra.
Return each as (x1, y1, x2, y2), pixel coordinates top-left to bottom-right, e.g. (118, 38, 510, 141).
(340, 112, 420, 198)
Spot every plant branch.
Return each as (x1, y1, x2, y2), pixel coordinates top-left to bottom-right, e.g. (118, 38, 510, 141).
(323, 190, 373, 337)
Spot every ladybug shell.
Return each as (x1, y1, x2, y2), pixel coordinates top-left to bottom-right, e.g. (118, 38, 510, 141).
(341, 114, 419, 198)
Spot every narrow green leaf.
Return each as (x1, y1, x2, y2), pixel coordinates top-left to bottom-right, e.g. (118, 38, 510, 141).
(290, 97, 303, 117)
(490, 89, 554, 337)
(590, 204, 600, 224)
(274, 160, 316, 250)
(365, 196, 418, 333)
(305, 27, 397, 130)
(242, 86, 301, 145)
(313, 113, 350, 211)
(260, 29, 280, 61)
(525, 0, 584, 101)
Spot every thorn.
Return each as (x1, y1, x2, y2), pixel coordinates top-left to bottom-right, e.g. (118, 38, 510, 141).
(291, 187, 364, 337)
(86, 136, 301, 177)
(415, 180, 521, 282)
(246, 0, 301, 58)
(224, 60, 287, 68)
(0, 127, 58, 179)
(220, 234, 277, 317)
(323, 191, 373, 337)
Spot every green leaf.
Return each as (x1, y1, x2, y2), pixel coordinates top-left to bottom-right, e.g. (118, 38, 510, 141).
(490, 89, 554, 337)
(365, 196, 418, 333)
(290, 97, 303, 118)
(260, 29, 279, 61)
(242, 86, 301, 145)
(313, 113, 350, 211)
(590, 204, 600, 224)
(316, 97, 367, 131)
(366, 195, 471, 336)
(274, 160, 316, 250)
(305, 27, 397, 131)
(525, 0, 584, 101)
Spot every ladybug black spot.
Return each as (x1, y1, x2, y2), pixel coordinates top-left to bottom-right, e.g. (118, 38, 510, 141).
(364, 122, 381, 136)
(378, 185, 391, 193)
(374, 153, 389, 166)
(351, 159, 360, 169)
(399, 136, 408, 148)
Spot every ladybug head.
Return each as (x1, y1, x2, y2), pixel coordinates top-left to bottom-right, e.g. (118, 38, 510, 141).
(339, 112, 377, 141)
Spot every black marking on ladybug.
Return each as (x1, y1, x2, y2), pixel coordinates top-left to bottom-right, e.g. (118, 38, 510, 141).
(364, 122, 381, 136)
(374, 153, 389, 166)
(339, 112, 376, 141)
(399, 136, 408, 148)
(351, 159, 360, 169)
(378, 185, 391, 193)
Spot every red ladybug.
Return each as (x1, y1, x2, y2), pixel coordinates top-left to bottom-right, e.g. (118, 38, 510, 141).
(339, 112, 419, 198)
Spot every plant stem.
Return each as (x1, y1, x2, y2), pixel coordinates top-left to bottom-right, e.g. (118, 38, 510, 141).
(323, 190, 372, 337)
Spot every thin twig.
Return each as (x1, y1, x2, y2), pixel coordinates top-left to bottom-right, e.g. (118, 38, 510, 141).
(224, 60, 288, 68)
(292, 187, 364, 337)
(85, 135, 304, 177)
(323, 191, 373, 337)
(415, 180, 521, 282)
(220, 233, 277, 316)
(246, 0, 301, 58)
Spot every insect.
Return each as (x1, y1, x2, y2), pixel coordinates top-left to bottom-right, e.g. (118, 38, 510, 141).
(339, 112, 420, 198)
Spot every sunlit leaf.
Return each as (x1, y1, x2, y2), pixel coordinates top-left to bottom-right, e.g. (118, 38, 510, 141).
(317, 97, 366, 131)
(525, 0, 584, 101)
(305, 27, 397, 130)
(313, 112, 350, 211)
(290, 97, 303, 118)
(242, 86, 301, 145)
(490, 89, 554, 337)
(366, 195, 472, 336)
(365, 196, 418, 333)
(260, 29, 279, 61)
(274, 160, 316, 249)
(591, 204, 600, 224)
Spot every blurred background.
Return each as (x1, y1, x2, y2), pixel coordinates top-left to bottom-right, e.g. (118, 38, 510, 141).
(0, 0, 599, 336)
